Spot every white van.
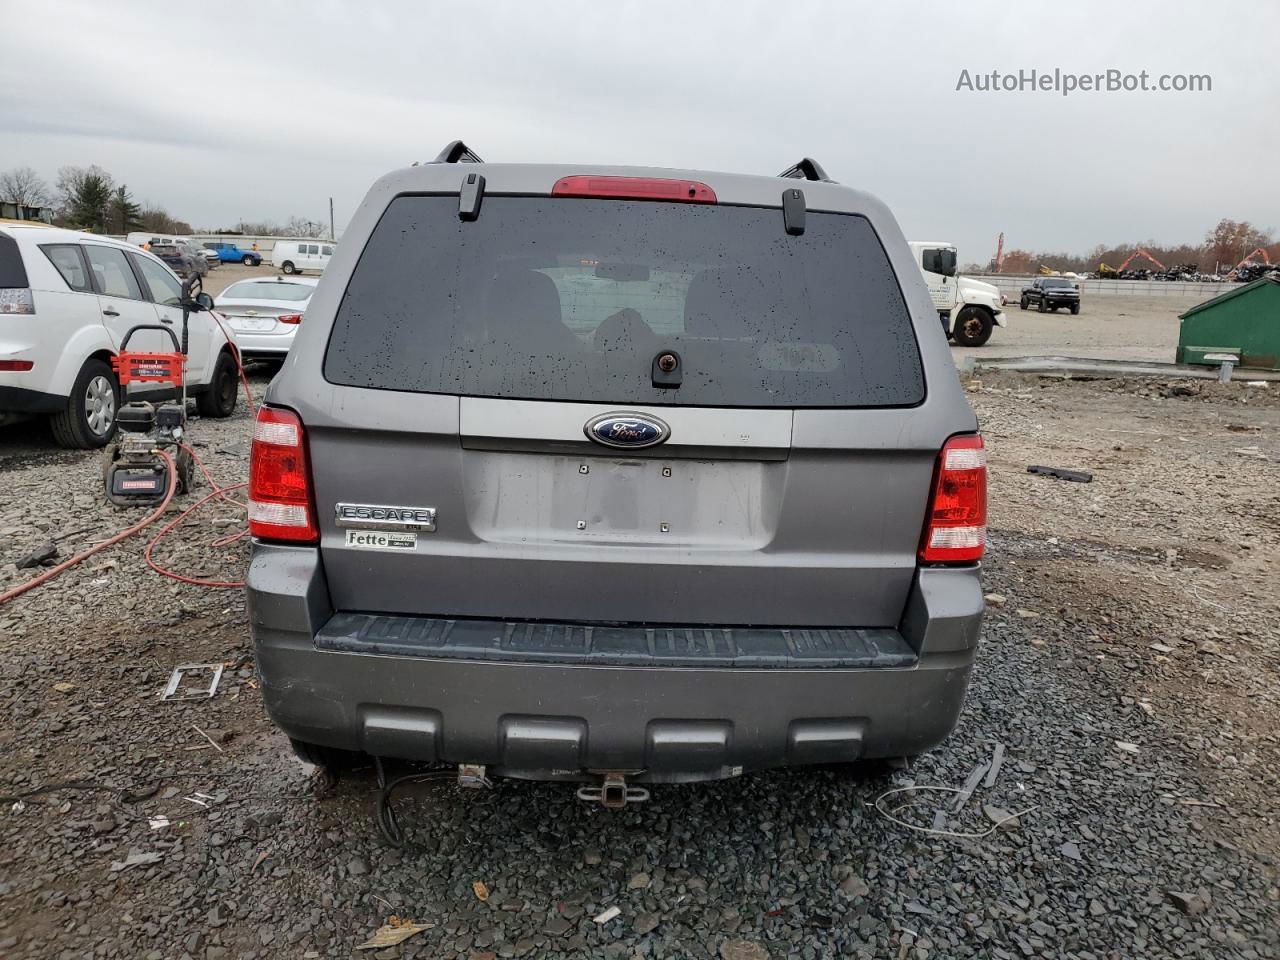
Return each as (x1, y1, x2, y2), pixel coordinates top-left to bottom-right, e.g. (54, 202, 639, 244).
(271, 240, 333, 275)
(126, 232, 180, 250)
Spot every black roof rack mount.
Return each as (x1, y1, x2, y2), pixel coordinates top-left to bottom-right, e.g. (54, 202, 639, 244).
(432, 140, 485, 164)
(777, 158, 832, 183)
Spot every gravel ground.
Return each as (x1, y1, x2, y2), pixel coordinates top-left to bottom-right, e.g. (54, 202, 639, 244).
(951, 293, 1207, 365)
(1, 362, 1278, 959)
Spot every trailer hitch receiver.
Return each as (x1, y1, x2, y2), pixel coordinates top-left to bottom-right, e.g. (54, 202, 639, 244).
(577, 773, 649, 809)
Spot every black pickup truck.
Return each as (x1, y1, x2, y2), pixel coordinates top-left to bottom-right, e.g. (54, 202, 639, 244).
(1020, 276, 1080, 314)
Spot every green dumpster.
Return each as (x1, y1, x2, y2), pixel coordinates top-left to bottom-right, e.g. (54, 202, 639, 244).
(1177, 275, 1280, 370)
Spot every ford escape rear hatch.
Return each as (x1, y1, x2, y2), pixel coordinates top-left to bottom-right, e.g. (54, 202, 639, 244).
(314, 191, 933, 627)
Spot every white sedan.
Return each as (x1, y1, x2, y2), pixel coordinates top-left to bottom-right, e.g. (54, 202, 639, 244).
(212, 276, 318, 361)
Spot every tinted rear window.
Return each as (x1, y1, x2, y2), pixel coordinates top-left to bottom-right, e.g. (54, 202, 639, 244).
(325, 196, 924, 407)
(0, 234, 29, 287)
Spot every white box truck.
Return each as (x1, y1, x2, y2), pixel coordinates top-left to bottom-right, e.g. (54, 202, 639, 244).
(909, 241, 1006, 346)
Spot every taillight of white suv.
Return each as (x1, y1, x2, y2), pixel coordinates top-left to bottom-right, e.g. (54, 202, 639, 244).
(0, 288, 35, 314)
(248, 406, 318, 543)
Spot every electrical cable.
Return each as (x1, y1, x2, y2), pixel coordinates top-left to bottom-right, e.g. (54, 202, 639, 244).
(872, 784, 1038, 839)
(373, 763, 459, 848)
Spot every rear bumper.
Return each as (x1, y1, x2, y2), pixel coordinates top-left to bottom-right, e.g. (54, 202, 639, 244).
(0, 385, 64, 414)
(247, 544, 983, 781)
(232, 332, 294, 359)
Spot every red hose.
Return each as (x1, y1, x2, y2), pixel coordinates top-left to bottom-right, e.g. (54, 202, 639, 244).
(0, 452, 177, 607)
(138, 319, 258, 590)
(208, 309, 255, 416)
(143, 480, 249, 588)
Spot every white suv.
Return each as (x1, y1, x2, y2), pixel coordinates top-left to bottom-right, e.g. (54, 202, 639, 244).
(0, 225, 241, 448)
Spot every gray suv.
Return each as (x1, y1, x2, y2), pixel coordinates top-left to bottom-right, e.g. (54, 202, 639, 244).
(246, 142, 986, 802)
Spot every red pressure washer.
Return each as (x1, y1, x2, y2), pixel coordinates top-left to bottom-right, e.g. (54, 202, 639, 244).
(102, 278, 210, 507)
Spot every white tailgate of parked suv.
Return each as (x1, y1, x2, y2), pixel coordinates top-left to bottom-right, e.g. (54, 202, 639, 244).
(0, 224, 242, 448)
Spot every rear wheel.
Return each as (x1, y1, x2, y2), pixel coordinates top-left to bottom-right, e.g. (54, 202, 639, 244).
(51, 359, 118, 449)
(281, 261, 296, 275)
(241, 254, 255, 265)
(196, 351, 238, 418)
(951, 306, 993, 347)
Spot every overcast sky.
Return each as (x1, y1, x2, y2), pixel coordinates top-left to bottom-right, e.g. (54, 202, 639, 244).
(4, 0, 1277, 261)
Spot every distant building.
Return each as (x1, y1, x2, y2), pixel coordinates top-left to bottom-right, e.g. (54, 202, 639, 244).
(1177, 275, 1280, 370)
(0, 201, 55, 224)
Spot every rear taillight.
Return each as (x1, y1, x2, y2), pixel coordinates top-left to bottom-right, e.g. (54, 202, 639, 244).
(248, 406, 317, 543)
(551, 176, 717, 204)
(278, 313, 302, 325)
(0, 359, 34, 371)
(919, 434, 986, 564)
(0, 289, 35, 315)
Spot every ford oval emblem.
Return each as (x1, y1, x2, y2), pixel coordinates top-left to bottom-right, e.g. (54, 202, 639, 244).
(584, 412, 670, 449)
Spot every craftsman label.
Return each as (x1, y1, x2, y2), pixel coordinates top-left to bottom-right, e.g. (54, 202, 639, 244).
(344, 529, 418, 551)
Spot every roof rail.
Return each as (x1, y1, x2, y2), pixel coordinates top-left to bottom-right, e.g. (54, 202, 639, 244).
(431, 140, 485, 164)
(777, 158, 832, 183)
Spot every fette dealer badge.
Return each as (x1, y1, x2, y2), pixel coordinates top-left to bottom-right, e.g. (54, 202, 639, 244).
(344, 529, 418, 551)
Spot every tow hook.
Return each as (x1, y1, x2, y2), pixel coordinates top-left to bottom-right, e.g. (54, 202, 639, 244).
(577, 773, 650, 808)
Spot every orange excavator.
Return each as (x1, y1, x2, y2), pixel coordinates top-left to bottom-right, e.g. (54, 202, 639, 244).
(1117, 249, 1167, 271)
(1098, 249, 1166, 275)
(1227, 247, 1272, 279)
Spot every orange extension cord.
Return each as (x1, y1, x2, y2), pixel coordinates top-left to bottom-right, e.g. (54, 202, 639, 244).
(0, 315, 258, 606)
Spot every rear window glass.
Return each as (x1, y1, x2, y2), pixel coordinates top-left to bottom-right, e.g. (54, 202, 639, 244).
(41, 244, 91, 292)
(222, 281, 313, 301)
(325, 196, 924, 407)
(0, 233, 28, 287)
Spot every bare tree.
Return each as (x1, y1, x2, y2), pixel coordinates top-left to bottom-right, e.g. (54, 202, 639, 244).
(284, 215, 329, 239)
(0, 166, 52, 206)
(1204, 219, 1274, 272)
(230, 220, 283, 236)
(137, 204, 192, 236)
